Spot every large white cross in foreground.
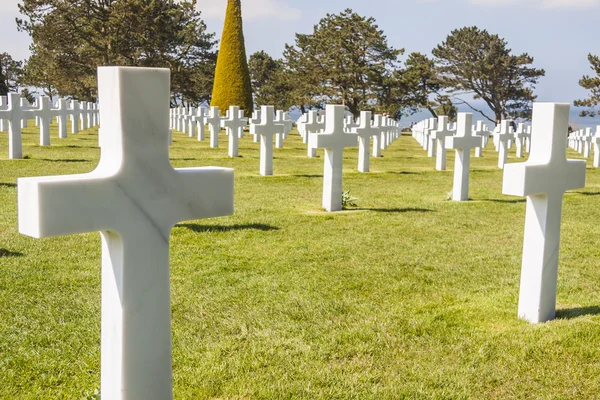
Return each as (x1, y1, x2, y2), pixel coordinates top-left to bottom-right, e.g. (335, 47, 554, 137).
(310, 105, 358, 212)
(18, 67, 234, 399)
(502, 103, 586, 323)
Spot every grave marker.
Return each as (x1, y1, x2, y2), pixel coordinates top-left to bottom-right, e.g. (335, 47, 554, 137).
(446, 113, 480, 201)
(18, 67, 234, 398)
(502, 103, 586, 323)
(310, 105, 358, 212)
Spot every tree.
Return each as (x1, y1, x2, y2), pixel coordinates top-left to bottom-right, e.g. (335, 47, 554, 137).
(211, 0, 253, 113)
(248, 51, 293, 110)
(397, 52, 445, 118)
(574, 54, 600, 117)
(17, 0, 217, 103)
(0, 53, 24, 96)
(282, 9, 403, 117)
(432, 26, 545, 123)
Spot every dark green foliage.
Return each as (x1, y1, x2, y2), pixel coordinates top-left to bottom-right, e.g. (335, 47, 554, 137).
(211, 0, 253, 113)
(248, 50, 293, 110)
(574, 54, 600, 117)
(0, 53, 24, 96)
(432, 26, 545, 123)
(17, 0, 217, 103)
(282, 9, 403, 117)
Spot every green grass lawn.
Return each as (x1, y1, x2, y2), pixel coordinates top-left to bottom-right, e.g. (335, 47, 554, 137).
(1, 120, 600, 399)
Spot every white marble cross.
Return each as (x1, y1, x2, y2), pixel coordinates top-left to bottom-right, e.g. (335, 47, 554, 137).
(253, 105, 284, 176)
(353, 111, 379, 173)
(473, 121, 491, 158)
(274, 110, 287, 149)
(502, 103, 586, 323)
(52, 98, 69, 139)
(237, 109, 247, 138)
(192, 107, 206, 141)
(310, 105, 358, 212)
(496, 120, 512, 169)
(249, 110, 261, 143)
(18, 67, 234, 398)
(446, 113, 480, 201)
(79, 101, 89, 131)
(0, 95, 6, 133)
(426, 118, 437, 157)
(0, 93, 22, 159)
(205, 106, 222, 148)
(221, 105, 247, 158)
(514, 123, 526, 158)
(431, 116, 454, 171)
(592, 125, 600, 168)
(372, 115, 384, 158)
(69, 100, 80, 134)
(304, 110, 325, 158)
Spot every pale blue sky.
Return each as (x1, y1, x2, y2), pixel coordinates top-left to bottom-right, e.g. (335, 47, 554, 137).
(1, 0, 599, 127)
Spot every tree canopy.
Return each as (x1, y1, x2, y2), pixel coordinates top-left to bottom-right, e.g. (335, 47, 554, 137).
(17, 0, 217, 103)
(432, 26, 545, 123)
(574, 54, 600, 117)
(282, 9, 404, 117)
(0, 53, 24, 96)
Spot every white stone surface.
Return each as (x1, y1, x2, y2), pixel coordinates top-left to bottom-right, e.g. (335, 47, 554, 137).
(221, 106, 247, 158)
(310, 105, 358, 212)
(18, 67, 234, 399)
(353, 111, 379, 173)
(502, 103, 586, 324)
(372, 115, 384, 158)
(473, 121, 491, 158)
(253, 106, 284, 176)
(205, 106, 222, 148)
(69, 100, 80, 134)
(304, 110, 324, 158)
(0, 93, 22, 159)
(593, 125, 600, 168)
(496, 121, 512, 169)
(431, 116, 454, 171)
(446, 113, 480, 201)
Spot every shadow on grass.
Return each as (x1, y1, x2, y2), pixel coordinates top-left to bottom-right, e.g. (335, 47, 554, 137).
(480, 198, 526, 204)
(386, 171, 422, 175)
(0, 182, 16, 188)
(0, 249, 24, 258)
(294, 174, 322, 178)
(556, 306, 600, 320)
(574, 191, 600, 196)
(178, 223, 280, 233)
(37, 158, 90, 163)
(353, 207, 435, 213)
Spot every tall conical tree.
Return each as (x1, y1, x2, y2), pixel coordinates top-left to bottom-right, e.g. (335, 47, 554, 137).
(211, 0, 253, 113)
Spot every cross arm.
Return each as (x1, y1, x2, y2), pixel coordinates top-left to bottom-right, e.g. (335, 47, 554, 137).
(503, 160, 586, 197)
(18, 174, 116, 238)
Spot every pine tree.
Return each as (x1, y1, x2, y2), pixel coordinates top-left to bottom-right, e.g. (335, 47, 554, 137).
(211, 0, 253, 113)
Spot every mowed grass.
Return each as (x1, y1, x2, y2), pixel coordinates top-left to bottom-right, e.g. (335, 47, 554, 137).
(1, 119, 600, 399)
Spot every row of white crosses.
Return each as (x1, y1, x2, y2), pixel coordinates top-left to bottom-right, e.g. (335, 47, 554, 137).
(169, 105, 293, 155)
(0, 95, 99, 159)
(413, 117, 533, 170)
(14, 67, 589, 400)
(568, 126, 600, 167)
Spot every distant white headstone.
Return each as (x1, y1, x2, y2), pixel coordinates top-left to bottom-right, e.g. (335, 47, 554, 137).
(0, 93, 22, 159)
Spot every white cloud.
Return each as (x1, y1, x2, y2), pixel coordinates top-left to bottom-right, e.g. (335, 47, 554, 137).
(196, 0, 301, 22)
(470, 0, 600, 7)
